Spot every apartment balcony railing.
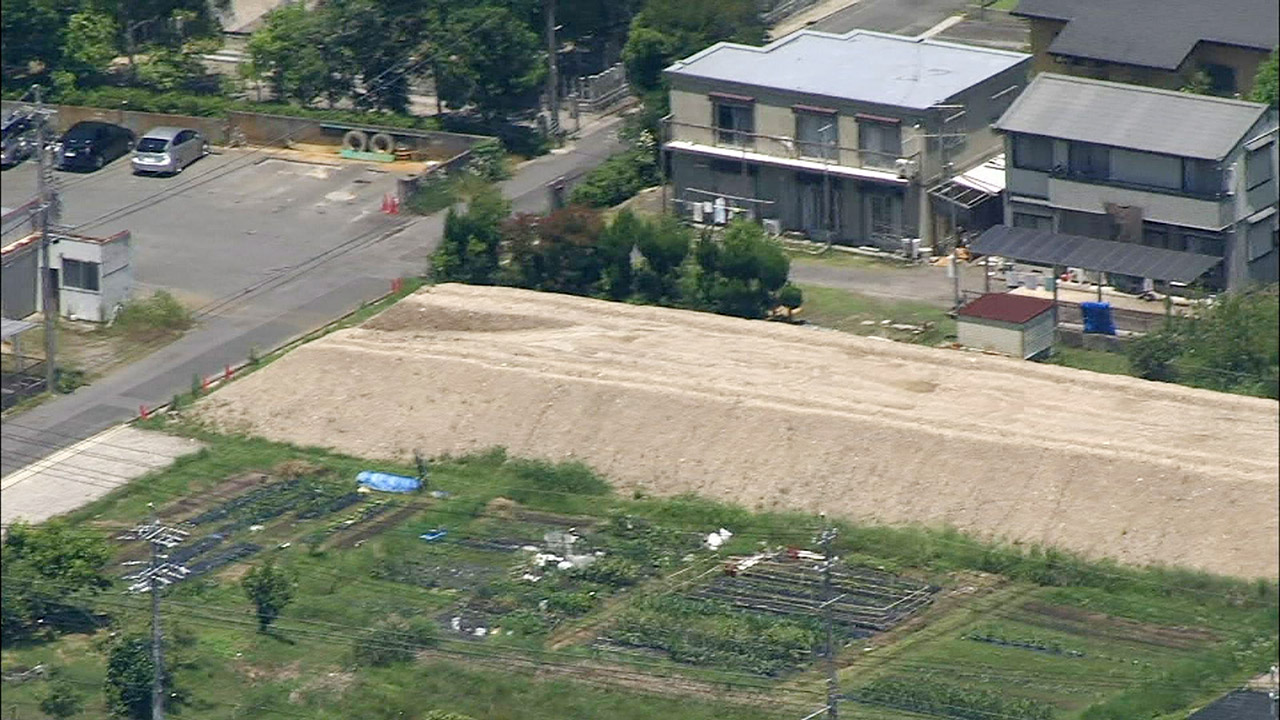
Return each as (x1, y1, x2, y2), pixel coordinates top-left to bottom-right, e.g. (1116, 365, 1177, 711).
(664, 118, 912, 174)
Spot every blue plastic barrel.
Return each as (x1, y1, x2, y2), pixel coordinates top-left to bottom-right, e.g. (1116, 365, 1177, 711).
(1080, 302, 1116, 335)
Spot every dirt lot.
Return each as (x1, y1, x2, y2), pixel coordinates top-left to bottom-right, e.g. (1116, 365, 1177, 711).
(196, 284, 1280, 578)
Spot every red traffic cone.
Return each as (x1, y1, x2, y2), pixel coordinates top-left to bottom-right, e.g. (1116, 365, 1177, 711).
(389, 195, 400, 215)
(381, 193, 392, 213)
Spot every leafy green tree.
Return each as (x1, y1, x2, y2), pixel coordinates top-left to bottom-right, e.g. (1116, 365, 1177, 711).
(437, 5, 546, 120)
(623, 0, 765, 94)
(240, 559, 296, 632)
(636, 215, 691, 302)
(246, 4, 342, 105)
(432, 185, 511, 284)
(598, 209, 643, 299)
(1250, 47, 1279, 107)
(1126, 285, 1278, 397)
(687, 219, 791, 318)
(1, 0, 76, 71)
(104, 635, 174, 719)
(62, 10, 120, 80)
(1, 522, 111, 643)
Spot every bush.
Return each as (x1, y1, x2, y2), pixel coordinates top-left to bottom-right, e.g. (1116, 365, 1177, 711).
(467, 138, 509, 182)
(568, 147, 659, 208)
(112, 291, 193, 341)
(350, 614, 439, 667)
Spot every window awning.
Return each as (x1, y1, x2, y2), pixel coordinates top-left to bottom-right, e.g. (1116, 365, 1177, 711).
(929, 154, 1006, 209)
(1, 318, 38, 342)
(970, 225, 1222, 282)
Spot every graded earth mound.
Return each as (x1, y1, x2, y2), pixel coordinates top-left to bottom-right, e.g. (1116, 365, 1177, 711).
(197, 284, 1280, 577)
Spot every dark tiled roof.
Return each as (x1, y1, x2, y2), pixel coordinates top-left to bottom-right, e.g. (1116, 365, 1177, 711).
(1013, 0, 1278, 70)
(1188, 690, 1274, 720)
(995, 74, 1269, 160)
(957, 293, 1056, 325)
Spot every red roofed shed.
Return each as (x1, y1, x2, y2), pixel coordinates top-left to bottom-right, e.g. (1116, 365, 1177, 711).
(956, 293, 1056, 359)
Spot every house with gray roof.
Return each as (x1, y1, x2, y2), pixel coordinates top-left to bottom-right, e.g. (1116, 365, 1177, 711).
(661, 29, 1031, 250)
(995, 73, 1278, 291)
(1013, 0, 1279, 96)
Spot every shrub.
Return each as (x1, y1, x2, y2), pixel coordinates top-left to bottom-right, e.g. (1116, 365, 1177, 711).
(112, 291, 193, 341)
(568, 147, 658, 208)
(467, 138, 510, 181)
(350, 614, 439, 667)
(858, 675, 1054, 720)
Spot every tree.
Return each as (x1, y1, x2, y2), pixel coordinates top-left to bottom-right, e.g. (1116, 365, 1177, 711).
(432, 186, 511, 284)
(636, 214, 691, 303)
(240, 559, 295, 632)
(62, 10, 120, 81)
(436, 5, 546, 120)
(598, 209, 642, 299)
(246, 4, 342, 105)
(1250, 47, 1279, 107)
(40, 678, 84, 719)
(623, 0, 765, 94)
(1, 0, 75, 71)
(1126, 285, 1279, 397)
(688, 219, 792, 318)
(509, 205, 607, 294)
(104, 635, 171, 719)
(1, 522, 111, 643)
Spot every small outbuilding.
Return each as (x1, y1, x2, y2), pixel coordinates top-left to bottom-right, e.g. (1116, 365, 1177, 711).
(0, 229, 132, 323)
(956, 292, 1056, 359)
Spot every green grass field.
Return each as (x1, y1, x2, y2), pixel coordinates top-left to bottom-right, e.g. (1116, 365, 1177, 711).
(796, 284, 956, 345)
(2, 430, 1274, 720)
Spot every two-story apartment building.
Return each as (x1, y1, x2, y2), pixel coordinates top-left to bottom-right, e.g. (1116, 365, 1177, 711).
(996, 74, 1279, 290)
(662, 30, 1031, 250)
(1013, 0, 1278, 97)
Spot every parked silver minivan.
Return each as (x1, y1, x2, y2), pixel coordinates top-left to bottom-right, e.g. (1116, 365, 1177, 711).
(131, 126, 208, 175)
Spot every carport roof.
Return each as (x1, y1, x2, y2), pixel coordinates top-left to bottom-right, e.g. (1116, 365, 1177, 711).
(971, 225, 1222, 282)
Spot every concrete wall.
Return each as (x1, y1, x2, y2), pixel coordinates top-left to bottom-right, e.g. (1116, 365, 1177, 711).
(1, 103, 231, 144)
(45, 233, 131, 323)
(226, 111, 483, 161)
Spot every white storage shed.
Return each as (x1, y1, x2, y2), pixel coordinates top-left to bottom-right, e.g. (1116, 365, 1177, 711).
(956, 292, 1056, 359)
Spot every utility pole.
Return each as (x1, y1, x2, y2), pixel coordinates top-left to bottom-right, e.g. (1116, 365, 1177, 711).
(545, 0, 560, 138)
(34, 85, 57, 395)
(149, 504, 166, 720)
(819, 516, 840, 720)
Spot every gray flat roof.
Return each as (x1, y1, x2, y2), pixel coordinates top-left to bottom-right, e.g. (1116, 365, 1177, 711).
(1014, 0, 1278, 70)
(666, 30, 1030, 111)
(972, 225, 1222, 283)
(995, 74, 1270, 160)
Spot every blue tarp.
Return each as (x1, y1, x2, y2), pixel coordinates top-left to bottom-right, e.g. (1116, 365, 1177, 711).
(356, 471, 421, 493)
(1080, 302, 1116, 335)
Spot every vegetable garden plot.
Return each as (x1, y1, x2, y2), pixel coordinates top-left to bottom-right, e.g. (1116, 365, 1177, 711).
(598, 553, 940, 675)
(688, 558, 938, 637)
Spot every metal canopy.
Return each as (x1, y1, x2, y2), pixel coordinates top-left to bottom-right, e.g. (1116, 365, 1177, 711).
(1, 317, 38, 342)
(971, 225, 1222, 282)
(929, 180, 996, 209)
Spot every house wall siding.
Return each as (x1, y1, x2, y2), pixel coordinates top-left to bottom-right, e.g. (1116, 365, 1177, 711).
(957, 317, 1023, 356)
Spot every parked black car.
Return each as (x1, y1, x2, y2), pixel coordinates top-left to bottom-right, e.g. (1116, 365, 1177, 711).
(55, 121, 135, 171)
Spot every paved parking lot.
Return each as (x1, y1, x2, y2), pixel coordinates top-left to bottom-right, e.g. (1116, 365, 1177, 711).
(2, 149, 404, 309)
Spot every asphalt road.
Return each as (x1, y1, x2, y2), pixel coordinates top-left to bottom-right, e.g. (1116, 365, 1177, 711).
(810, 0, 973, 35)
(0, 118, 624, 478)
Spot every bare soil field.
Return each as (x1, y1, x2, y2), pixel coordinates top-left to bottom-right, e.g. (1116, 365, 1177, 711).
(196, 284, 1280, 578)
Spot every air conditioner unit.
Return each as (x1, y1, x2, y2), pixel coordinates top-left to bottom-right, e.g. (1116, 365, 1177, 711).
(762, 219, 782, 236)
(894, 158, 918, 179)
